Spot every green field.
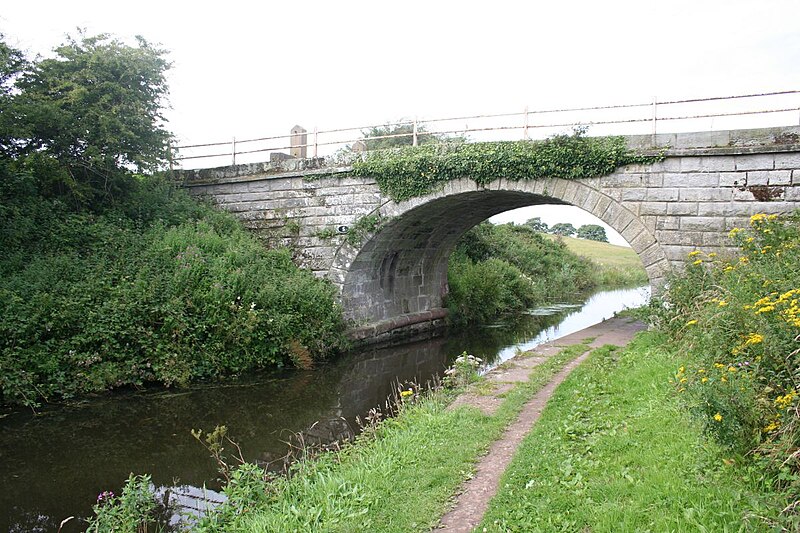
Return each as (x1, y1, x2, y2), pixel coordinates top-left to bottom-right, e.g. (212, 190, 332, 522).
(543, 234, 648, 286)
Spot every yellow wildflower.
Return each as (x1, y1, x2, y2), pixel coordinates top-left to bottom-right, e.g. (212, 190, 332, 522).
(686, 319, 697, 326)
(750, 213, 767, 224)
(701, 377, 709, 383)
(714, 413, 723, 422)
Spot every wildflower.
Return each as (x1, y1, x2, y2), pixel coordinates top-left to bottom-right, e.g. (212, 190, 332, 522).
(400, 389, 414, 399)
(714, 413, 723, 422)
(708, 252, 717, 258)
(763, 420, 781, 433)
(729, 227, 742, 237)
(701, 377, 709, 383)
(750, 213, 767, 225)
(755, 305, 775, 314)
(692, 259, 703, 266)
(718, 300, 728, 307)
(688, 250, 701, 257)
(767, 214, 779, 220)
(686, 319, 698, 326)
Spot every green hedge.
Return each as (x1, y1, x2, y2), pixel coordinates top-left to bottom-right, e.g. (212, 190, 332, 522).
(0, 175, 348, 406)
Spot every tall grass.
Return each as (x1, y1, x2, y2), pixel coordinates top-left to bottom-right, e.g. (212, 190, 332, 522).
(649, 211, 800, 527)
(0, 174, 348, 406)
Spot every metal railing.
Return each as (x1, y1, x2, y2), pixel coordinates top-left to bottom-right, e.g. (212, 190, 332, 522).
(171, 90, 800, 169)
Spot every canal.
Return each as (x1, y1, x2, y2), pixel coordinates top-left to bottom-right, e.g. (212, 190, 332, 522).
(0, 285, 649, 531)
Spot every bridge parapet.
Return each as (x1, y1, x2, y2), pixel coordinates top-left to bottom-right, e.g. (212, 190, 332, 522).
(175, 126, 800, 342)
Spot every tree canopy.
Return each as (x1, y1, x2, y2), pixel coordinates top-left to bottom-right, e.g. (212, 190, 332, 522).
(549, 222, 576, 237)
(524, 217, 549, 233)
(1, 31, 172, 206)
(576, 224, 608, 242)
(360, 121, 466, 151)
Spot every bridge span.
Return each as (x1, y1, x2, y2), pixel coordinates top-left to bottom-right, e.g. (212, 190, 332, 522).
(176, 126, 800, 342)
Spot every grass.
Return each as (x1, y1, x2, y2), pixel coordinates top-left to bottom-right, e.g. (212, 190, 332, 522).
(479, 331, 786, 532)
(194, 343, 594, 532)
(543, 233, 648, 286)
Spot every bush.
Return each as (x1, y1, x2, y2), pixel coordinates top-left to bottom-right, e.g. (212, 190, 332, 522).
(0, 175, 348, 406)
(446, 223, 595, 323)
(649, 212, 800, 503)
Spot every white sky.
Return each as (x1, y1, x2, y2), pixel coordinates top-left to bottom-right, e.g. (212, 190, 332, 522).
(3, 0, 799, 246)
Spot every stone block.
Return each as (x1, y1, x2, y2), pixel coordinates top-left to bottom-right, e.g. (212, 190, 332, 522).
(746, 171, 771, 186)
(663, 173, 719, 187)
(680, 216, 725, 231)
(732, 188, 756, 201)
(702, 232, 728, 247)
(622, 188, 648, 201)
(656, 230, 705, 247)
(697, 202, 750, 217)
(667, 202, 698, 215)
(663, 244, 697, 261)
(678, 188, 733, 202)
(639, 202, 668, 215)
(646, 188, 680, 201)
(718, 172, 745, 187)
(655, 216, 680, 230)
(768, 170, 792, 185)
(725, 217, 750, 230)
(638, 244, 663, 269)
(621, 222, 644, 243)
(794, 170, 800, 185)
(645, 259, 672, 280)
(639, 215, 657, 233)
(630, 230, 656, 252)
(774, 153, 800, 170)
(674, 130, 731, 149)
(735, 154, 775, 171)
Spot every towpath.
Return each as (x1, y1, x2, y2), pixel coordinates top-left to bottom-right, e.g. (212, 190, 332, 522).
(437, 315, 646, 532)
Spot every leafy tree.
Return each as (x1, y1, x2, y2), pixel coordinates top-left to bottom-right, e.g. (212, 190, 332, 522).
(549, 222, 576, 237)
(524, 217, 548, 233)
(576, 224, 608, 242)
(3, 31, 172, 205)
(361, 121, 466, 150)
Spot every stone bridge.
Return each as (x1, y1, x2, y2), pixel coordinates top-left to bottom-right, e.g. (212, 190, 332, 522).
(176, 126, 800, 341)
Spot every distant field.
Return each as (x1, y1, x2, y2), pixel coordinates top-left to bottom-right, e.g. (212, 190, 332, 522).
(543, 234, 648, 285)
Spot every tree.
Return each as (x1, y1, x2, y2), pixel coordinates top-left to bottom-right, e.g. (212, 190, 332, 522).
(549, 222, 576, 237)
(523, 217, 548, 233)
(4, 31, 172, 205)
(360, 121, 466, 151)
(576, 224, 608, 242)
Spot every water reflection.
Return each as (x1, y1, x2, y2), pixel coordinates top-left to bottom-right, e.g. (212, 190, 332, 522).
(0, 285, 648, 531)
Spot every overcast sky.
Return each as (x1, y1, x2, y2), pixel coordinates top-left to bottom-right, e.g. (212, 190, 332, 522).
(3, 1, 799, 246)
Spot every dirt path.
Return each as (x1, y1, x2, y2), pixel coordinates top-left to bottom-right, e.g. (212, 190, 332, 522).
(436, 316, 646, 532)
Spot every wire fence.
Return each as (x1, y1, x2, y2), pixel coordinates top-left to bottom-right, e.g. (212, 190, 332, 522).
(171, 90, 800, 169)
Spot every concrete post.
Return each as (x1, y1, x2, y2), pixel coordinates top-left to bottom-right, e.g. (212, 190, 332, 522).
(291, 125, 308, 159)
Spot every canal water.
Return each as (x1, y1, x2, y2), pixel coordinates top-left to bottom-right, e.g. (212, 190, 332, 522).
(0, 286, 649, 531)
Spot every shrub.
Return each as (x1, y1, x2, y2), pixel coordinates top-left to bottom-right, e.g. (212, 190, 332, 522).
(649, 212, 800, 502)
(0, 175, 348, 406)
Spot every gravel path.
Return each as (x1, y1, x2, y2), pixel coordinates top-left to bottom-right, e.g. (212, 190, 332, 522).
(437, 316, 646, 532)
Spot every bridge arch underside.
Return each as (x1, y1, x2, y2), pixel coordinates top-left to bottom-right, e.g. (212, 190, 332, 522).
(336, 179, 668, 340)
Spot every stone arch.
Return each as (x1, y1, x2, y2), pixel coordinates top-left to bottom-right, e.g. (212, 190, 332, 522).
(328, 177, 669, 335)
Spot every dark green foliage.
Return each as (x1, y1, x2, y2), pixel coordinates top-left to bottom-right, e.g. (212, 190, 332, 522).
(2, 31, 171, 205)
(576, 223, 608, 242)
(0, 176, 348, 406)
(523, 217, 548, 232)
(447, 223, 595, 323)
(549, 222, 576, 236)
(350, 132, 661, 202)
(360, 121, 466, 151)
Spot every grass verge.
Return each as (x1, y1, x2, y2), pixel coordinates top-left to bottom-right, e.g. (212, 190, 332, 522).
(543, 233, 648, 287)
(191, 343, 594, 532)
(479, 331, 787, 532)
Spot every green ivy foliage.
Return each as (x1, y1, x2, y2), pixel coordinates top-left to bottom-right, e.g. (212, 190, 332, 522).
(350, 133, 660, 202)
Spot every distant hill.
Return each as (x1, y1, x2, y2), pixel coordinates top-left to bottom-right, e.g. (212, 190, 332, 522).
(542, 234, 647, 284)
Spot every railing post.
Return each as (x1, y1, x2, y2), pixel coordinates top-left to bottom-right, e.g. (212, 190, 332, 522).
(412, 118, 418, 147)
(523, 105, 529, 140)
(313, 127, 318, 158)
(651, 97, 658, 136)
(232, 137, 237, 166)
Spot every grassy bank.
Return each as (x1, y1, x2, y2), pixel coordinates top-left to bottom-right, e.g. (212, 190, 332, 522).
(0, 176, 349, 406)
(543, 233, 648, 286)
(447, 223, 597, 324)
(480, 331, 785, 531)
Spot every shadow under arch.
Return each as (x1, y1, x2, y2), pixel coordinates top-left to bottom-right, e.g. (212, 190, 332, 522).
(327, 177, 669, 341)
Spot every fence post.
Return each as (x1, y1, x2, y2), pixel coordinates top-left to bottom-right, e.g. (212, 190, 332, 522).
(232, 137, 237, 166)
(523, 105, 529, 140)
(412, 119, 418, 147)
(651, 97, 658, 136)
